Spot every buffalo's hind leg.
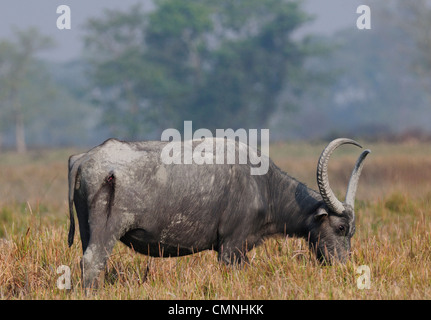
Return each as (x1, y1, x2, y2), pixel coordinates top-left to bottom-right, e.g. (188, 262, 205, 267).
(80, 173, 133, 290)
(80, 207, 126, 290)
(81, 213, 134, 289)
(81, 236, 117, 290)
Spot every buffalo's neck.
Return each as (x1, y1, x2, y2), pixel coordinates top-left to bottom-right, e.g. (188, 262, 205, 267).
(269, 165, 322, 238)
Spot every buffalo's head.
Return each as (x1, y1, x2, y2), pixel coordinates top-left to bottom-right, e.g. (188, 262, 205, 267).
(308, 139, 370, 263)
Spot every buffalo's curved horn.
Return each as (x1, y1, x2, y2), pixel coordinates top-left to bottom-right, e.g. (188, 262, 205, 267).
(317, 138, 362, 214)
(345, 149, 371, 209)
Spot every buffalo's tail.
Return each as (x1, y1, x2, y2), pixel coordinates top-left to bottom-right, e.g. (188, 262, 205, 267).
(67, 153, 85, 247)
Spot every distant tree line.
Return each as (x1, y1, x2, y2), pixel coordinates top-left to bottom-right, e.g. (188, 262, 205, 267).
(1, 0, 431, 152)
(83, 0, 327, 140)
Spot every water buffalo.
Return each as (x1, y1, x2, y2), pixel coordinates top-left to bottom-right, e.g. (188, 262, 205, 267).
(68, 138, 370, 288)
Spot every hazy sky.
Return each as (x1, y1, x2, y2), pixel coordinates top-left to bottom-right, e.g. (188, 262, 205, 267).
(0, 0, 363, 62)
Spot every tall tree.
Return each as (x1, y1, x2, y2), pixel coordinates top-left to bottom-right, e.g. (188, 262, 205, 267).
(294, 0, 431, 139)
(84, 5, 149, 139)
(84, 0, 324, 139)
(391, 0, 431, 89)
(0, 28, 54, 153)
(197, 0, 315, 130)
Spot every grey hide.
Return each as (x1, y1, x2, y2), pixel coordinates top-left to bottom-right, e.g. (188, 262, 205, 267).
(68, 138, 370, 288)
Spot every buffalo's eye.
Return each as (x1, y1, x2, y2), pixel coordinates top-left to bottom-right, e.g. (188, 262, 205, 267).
(338, 225, 345, 232)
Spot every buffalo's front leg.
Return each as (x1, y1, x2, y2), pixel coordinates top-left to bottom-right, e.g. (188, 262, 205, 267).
(217, 238, 251, 266)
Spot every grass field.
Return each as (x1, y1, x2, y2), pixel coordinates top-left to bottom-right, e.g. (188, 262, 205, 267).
(0, 141, 430, 299)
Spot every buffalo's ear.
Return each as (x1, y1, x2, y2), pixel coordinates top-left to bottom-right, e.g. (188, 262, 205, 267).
(314, 207, 328, 221)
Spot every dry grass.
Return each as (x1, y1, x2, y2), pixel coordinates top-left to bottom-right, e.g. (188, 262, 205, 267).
(0, 141, 430, 299)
